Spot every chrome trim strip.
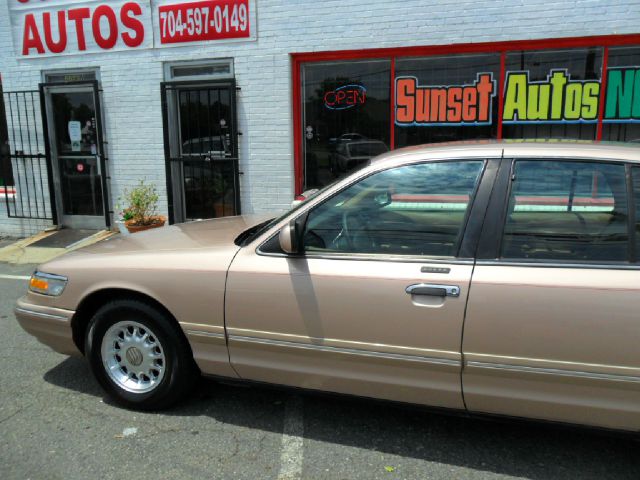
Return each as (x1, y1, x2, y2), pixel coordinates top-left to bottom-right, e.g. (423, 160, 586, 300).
(14, 307, 69, 322)
(185, 330, 225, 339)
(466, 361, 640, 383)
(256, 246, 475, 265)
(406, 283, 460, 297)
(476, 260, 640, 271)
(230, 335, 460, 367)
(504, 154, 635, 164)
(33, 271, 69, 281)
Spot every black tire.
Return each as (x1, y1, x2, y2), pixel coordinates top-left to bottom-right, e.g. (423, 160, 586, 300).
(85, 299, 198, 410)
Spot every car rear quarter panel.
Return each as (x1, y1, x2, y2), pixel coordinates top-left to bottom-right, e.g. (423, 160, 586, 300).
(464, 264, 640, 431)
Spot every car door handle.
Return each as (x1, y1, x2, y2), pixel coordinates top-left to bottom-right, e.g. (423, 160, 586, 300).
(405, 284, 460, 297)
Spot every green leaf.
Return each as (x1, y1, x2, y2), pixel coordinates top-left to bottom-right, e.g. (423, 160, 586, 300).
(384, 466, 395, 472)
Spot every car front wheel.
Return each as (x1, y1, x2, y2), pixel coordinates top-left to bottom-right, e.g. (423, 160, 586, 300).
(85, 299, 197, 410)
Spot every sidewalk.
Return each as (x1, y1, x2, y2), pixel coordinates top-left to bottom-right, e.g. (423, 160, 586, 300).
(0, 230, 116, 265)
(0, 237, 17, 249)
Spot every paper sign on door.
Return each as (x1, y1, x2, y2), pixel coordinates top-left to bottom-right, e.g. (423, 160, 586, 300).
(68, 121, 81, 152)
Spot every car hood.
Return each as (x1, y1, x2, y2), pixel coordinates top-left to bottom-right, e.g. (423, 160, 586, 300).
(40, 214, 273, 273)
(87, 215, 271, 254)
(31, 214, 274, 313)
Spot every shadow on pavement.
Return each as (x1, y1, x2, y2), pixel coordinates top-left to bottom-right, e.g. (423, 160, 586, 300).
(44, 356, 640, 480)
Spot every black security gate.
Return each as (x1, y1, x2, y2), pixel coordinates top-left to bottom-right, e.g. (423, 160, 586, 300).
(0, 87, 55, 220)
(161, 81, 240, 224)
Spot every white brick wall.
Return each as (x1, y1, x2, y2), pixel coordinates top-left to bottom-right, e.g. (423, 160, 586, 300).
(1, 0, 640, 237)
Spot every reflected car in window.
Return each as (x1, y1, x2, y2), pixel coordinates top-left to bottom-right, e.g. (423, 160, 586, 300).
(181, 136, 229, 157)
(330, 139, 389, 174)
(328, 132, 367, 147)
(14, 141, 640, 433)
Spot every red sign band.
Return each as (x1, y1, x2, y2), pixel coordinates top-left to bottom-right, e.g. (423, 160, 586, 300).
(159, 0, 250, 44)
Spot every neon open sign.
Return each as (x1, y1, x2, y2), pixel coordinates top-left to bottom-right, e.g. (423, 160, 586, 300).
(323, 84, 367, 110)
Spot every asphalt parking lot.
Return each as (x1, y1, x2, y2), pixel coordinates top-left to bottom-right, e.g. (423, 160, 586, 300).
(1, 261, 639, 480)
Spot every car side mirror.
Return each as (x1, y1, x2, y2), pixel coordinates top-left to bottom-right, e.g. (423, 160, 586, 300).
(279, 219, 302, 254)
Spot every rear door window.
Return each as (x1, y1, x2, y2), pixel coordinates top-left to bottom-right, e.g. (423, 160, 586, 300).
(631, 166, 640, 260)
(501, 160, 629, 262)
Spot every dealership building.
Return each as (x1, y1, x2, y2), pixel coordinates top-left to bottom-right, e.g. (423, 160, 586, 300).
(0, 0, 639, 237)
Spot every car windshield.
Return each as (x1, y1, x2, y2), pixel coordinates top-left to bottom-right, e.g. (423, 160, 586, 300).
(234, 177, 344, 246)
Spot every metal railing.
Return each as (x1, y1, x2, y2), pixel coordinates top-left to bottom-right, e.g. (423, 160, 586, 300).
(161, 81, 240, 223)
(1, 89, 54, 220)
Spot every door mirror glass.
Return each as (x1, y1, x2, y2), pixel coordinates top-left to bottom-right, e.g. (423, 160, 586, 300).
(279, 221, 299, 254)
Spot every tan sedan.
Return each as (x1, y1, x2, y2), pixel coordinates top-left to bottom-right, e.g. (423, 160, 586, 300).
(15, 141, 640, 432)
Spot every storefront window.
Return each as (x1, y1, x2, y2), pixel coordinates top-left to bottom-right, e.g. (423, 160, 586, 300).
(296, 39, 640, 194)
(602, 46, 640, 143)
(302, 60, 390, 190)
(395, 53, 500, 147)
(502, 48, 603, 140)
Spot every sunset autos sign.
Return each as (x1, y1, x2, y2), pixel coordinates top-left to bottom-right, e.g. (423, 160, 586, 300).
(395, 73, 496, 126)
(501, 67, 640, 124)
(502, 70, 600, 123)
(395, 67, 640, 126)
(604, 67, 640, 122)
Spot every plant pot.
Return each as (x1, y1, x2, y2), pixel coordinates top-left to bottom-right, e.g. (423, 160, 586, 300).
(125, 216, 166, 234)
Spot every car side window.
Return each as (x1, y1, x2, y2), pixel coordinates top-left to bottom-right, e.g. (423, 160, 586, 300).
(501, 160, 629, 262)
(302, 160, 484, 257)
(632, 166, 640, 261)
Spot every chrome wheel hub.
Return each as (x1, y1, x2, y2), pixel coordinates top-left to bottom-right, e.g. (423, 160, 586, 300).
(101, 321, 166, 393)
(125, 346, 143, 366)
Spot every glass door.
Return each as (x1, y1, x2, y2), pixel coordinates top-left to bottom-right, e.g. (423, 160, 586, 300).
(45, 84, 106, 229)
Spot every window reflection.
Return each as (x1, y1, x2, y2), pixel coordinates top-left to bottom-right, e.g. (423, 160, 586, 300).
(602, 46, 640, 143)
(302, 60, 390, 190)
(303, 161, 483, 257)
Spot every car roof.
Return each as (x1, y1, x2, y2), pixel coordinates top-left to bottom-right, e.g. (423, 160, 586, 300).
(371, 140, 640, 167)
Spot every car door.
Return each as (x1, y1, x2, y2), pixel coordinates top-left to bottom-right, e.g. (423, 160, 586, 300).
(225, 157, 497, 409)
(462, 156, 640, 431)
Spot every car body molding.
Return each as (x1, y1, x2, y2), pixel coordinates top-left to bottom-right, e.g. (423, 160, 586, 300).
(229, 334, 461, 367)
(466, 361, 640, 383)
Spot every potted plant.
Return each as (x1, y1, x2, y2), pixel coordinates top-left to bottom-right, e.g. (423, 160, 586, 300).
(113, 204, 133, 235)
(121, 180, 166, 234)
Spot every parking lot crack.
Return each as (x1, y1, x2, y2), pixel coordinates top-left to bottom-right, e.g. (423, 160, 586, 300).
(0, 402, 33, 425)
